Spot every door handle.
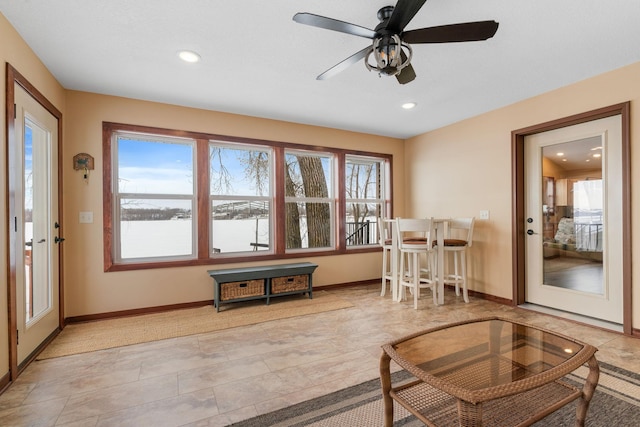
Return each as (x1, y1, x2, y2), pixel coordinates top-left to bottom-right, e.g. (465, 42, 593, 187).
(36, 238, 46, 243)
(526, 229, 537, 235)
(55, 236, 65, 244)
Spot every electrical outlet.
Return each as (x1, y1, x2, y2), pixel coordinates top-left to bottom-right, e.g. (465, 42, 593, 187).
(79, 211, 93, 223)
(479, 210, 490, 220)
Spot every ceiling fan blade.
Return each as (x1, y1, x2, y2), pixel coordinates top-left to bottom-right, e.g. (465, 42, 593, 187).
(396, 63, 416, 85)
(317, 46, 372, 80)
(385, 0, 428, 33)
(293, 13, 376, 39)
(403, 20, 499, 44)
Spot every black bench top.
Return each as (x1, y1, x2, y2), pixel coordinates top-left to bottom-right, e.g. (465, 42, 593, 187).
(208, 262, 318, 283)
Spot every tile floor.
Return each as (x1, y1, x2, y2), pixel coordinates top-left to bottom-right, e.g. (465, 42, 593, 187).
(0, 284, 639, 426)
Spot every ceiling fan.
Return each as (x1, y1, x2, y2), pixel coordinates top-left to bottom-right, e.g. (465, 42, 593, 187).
(293, 0, 499, 84)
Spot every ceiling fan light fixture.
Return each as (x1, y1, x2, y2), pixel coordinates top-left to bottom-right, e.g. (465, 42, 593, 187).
(177, 50, 201, 63)
(375, 35, 402, 68)
(365, 35, 412, 77)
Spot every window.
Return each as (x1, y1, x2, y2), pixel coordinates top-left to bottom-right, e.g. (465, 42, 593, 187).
(345, 155, 387, 247)
(210, 142, 272, 254)
(103, 122, 392, 271)
(114, 133, 195, 262)
(284, 150, 334, 251)
(573, 179, 603, 252)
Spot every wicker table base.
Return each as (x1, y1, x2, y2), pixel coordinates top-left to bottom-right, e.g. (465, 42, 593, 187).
(380, 317, 599, 427)
(390, 377, 581, 426)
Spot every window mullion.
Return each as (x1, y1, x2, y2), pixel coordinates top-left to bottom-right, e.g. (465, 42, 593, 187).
(337, 153, 346, 251)
(274, 146, 286, 254)
(196, 138, 209, 259)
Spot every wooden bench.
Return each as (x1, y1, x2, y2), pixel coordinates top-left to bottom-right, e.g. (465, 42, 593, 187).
(207, 262, 318, 312)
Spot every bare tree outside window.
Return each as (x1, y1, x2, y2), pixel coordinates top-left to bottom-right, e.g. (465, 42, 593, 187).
(210, 144, 272, 254)
(285, 152, 333, 249)
(345, 156, 385, 246)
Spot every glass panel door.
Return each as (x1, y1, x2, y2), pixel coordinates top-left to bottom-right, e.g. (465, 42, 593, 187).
(541, 140, 603, 295)
(524, 115, 623, 324)
(24, 117, 53, 322)
(14, 84, 60, 365)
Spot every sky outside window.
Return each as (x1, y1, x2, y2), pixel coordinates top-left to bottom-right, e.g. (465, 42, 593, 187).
(117, 137, 194, 195)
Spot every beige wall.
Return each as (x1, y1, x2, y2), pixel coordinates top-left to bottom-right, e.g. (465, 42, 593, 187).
(2, 9, 640, 387)
(405, 61, 640, 328)
(62, 91, 405, 317)
(0, 13, 66, 379)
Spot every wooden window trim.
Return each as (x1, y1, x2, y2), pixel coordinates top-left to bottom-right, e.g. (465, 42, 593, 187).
(103, 122, 393, 272)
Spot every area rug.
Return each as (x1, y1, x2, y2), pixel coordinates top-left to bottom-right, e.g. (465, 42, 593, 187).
(37, 291, 353, 360)
(231, 361, 640, 426)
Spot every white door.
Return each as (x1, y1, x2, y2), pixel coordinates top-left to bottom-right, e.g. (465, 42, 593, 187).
(524, 115, 623, 324)
(14, 84, 61, 364)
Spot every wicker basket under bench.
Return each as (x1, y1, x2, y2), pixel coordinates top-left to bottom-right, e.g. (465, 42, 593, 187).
(207, 262, 318, 312)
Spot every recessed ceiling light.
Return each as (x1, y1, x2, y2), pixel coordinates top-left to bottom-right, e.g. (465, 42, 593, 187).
(593, 153, 601, 158)
(590, 146, 603, 151)
(178, 50, 201, 63)
(402, 102, 417, 110)
(556, 152, 564, 157)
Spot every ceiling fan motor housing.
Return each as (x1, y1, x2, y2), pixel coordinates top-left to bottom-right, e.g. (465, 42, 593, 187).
(377, 5, 395, 22)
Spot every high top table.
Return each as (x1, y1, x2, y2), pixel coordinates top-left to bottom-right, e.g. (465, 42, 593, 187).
(380, 317, 599, 426)
(390, 217, 448, 305)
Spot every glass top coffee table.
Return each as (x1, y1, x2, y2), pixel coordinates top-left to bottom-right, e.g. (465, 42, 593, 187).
(380, 317, 599, 426)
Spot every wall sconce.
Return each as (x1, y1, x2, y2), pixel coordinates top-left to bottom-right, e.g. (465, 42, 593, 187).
(73, 153, 94, 182)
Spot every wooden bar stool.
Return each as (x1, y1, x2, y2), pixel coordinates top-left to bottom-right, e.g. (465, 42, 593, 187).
(437, 217, 475, 303)
(377, 217, 395, 297)
(396, 217, 437, 309)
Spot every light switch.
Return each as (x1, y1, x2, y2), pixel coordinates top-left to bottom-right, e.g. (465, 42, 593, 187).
(79, 211, 93, 223)
(479, 210, 490, 220)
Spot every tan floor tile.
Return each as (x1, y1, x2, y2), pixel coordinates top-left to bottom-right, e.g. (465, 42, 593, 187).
(296, 349, 379, 386)
(55, 415, 99, 426)
(138, 348, 229, 380)
(56, 374, 178, 425)
(23, 366, 142, 405)
(211, 368, 316, 413)
(260, 339, 343, 371)
(1, 284, 637, 427)
(21, 349, 121, 383)
(0, 396, 67, 427)
(95, 388, 218, 427)
(0, 381, 36, 410)
(177, 355, 271, 394)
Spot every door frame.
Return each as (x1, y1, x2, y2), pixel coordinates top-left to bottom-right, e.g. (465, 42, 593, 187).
(6, 63, 65, 378)
(511, 102, 631, 335)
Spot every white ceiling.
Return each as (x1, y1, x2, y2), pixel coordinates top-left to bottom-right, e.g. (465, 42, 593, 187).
(2, 1, 639, 139)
